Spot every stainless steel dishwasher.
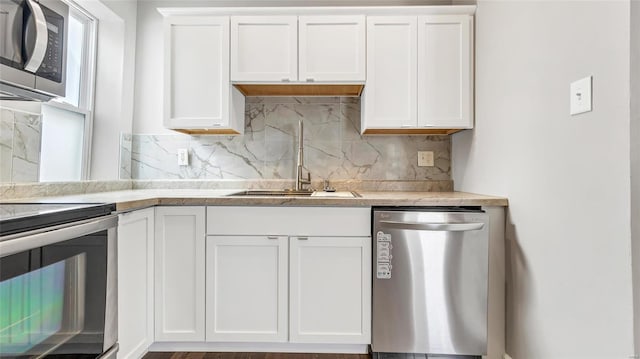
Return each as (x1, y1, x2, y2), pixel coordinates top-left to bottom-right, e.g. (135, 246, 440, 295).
(372, 207, 489, 358)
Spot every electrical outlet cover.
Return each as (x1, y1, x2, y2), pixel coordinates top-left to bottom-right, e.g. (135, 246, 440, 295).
(177, 148, 189, 166)
(570, 76, 592, 115)
(418, 151, 434, 167)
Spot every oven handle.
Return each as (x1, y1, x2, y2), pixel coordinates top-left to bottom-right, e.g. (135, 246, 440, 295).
(24, 0, 49, 72)
(0, 215, 118, 258)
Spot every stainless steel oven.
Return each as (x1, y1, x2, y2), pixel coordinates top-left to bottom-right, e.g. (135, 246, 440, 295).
(0, 203, 118, 359)
(0, 0, 68, 100)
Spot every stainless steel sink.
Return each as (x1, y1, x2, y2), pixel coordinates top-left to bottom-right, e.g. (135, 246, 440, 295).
(229, 190, 314, 197)
(229, 190, 360, 198)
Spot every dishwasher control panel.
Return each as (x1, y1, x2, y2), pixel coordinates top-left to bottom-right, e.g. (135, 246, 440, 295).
(376, 231, 392, 279)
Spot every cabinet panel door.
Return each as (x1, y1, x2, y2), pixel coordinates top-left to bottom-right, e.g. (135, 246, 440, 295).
(117, 208, 154, 359)
(206, 236, 288, 342)
(231, 16, 298, 82)
(290, 236, 371, 344)
(163, 16, 230, 129)
(298, 15, 365, 82)
(154, 207, 205, 342)
(417, 15, 473, 129)
(363, 16, 417, 130)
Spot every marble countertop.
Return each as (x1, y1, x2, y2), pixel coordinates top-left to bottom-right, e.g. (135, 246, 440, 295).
(3, 189, 508, 211)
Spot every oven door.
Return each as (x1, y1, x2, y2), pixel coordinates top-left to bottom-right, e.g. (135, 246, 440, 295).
(0, 215, 117, 358)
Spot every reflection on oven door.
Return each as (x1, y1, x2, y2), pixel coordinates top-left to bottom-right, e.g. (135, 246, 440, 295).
(0, 254, 85, 357)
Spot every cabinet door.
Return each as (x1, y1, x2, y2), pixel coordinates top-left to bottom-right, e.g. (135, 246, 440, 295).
(206, 236, 288, 342)
(117, 208, 154, 358)
(289, 236, 371, 344)
(298, 16, 365, 82)
(163, 16, 230, 129)
(154, 207, 205, 342)
(231, 16, 298, 82)
(417, 15, 473, 129)
(363, 16, 417, 130)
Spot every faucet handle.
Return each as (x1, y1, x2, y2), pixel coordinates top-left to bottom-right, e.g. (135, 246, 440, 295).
(323, 179, 336, 192)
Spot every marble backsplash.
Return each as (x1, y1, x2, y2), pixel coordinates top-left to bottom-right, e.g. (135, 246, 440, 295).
(0, 107, 42, 183)
(0, 180, 132, 200)
(120, 133, 132, 180)
(129, 97, 451, 182)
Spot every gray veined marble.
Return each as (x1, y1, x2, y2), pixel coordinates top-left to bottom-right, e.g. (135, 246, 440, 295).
(189, 136, 264, 179)
(119, 133, 132, 180)
(0, 107, 41, 183)
(130, 97, 452, 183)
(0, 180, 132, 199)
(0, 110, 15, 182)
(131, 134, 189, 179)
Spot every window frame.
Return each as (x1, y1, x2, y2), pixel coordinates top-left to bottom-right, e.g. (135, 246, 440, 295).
(66, 2, 98, 111)
(41, 0, 98, 181)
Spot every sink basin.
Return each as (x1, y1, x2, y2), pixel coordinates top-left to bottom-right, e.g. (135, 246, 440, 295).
(229, 190, 359, 198)
(230, 190, 314, 197)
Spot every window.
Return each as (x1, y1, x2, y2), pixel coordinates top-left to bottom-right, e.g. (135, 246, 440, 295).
(39, 1, 97, 182)
(39, 103, 92, 181)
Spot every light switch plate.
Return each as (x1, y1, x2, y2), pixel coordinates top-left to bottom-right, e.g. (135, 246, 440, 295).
(177, 148, 189, 166)
(418, 151, 434, 167)
(570, 76, 592, 115)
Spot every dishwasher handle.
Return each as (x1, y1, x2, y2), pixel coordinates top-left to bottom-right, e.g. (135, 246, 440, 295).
(379, 220, 484, 232)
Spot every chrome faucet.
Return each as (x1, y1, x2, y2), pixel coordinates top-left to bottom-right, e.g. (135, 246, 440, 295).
(295, 119, 311, 191)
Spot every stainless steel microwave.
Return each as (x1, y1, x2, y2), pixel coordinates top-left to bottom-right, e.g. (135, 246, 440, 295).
(0, 0, 68, 101)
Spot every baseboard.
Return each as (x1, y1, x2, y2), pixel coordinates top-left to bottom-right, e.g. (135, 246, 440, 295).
(148, 342, 369, 354)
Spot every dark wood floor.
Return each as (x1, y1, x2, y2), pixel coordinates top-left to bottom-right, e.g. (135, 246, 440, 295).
(143, 353, 371, 359)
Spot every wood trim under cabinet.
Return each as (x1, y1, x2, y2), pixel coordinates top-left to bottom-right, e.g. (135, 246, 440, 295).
(170, 128, 242, 135)
(233, 84, 364, 97)
(362, 128, 464, 135)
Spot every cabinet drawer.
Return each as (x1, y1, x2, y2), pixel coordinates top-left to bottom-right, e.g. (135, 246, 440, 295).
(206, 206, 370, 236)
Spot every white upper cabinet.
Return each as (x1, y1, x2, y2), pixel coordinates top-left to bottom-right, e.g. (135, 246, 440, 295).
(231, 15, 365, 83)
(298, 16, 366, 82)
(162, 15, 244, 135)
(363, 16, 417, 130)
(362, 13, 474, 134)
(231, 16, 298, 82)
(417, 15, 473, 129)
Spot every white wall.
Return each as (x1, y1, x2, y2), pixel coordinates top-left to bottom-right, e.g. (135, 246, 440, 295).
(79, 0, 137, 179)
(100, 0, 138, 135)
(452, 1, 634, 358)
(631, 0, 640, 354)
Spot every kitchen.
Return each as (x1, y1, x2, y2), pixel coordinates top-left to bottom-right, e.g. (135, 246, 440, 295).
(0, 1, 638, 359)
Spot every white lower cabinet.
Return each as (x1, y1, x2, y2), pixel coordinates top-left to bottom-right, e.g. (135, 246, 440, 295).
(206, 235, 289, 342)
(289, 236, 371, 344)
(146, 206, 370, 352)
(205, 206, 372, 347)
(154, 207, 206, 342)
(117, 208, 155, 359)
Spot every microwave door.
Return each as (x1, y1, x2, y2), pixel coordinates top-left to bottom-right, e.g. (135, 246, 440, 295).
(33, 0, 67, 97)
(0, 0, 36, 90)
